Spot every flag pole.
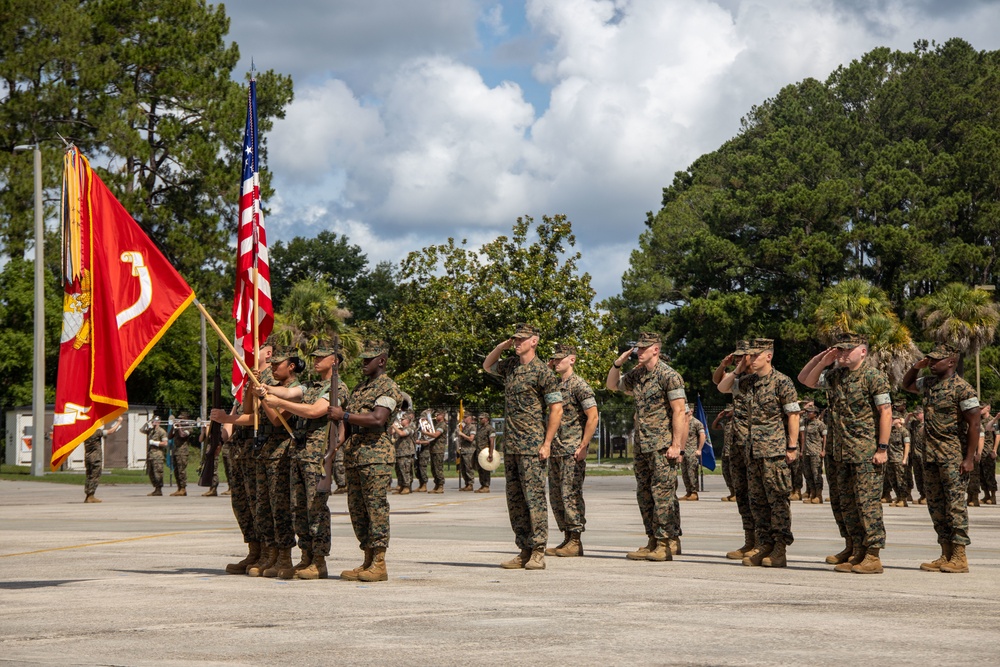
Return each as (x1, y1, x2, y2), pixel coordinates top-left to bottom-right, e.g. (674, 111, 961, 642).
(194, 299, 294, 438)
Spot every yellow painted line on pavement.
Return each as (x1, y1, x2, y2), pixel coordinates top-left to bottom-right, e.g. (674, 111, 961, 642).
(0, 528, 232, 559)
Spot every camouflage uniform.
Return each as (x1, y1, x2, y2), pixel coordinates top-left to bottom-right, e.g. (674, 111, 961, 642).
(393, 417, 416, 489)
(789, 450, 803, 497)
(473, 419, 495, 488)
(144, 424, 168, 492)
(801, 415, 826, 498)
(818, 364, 891, 549)
(459, 420, 478, 487)
(718, 411, 736, 497)
(171, 425, 193, 490)
(681, 414, 704, 496)
(887, 421, 911, 500)
(917, 373, 978, 546)
(745, 367, 800, 547)
(415, 421, 431, 487)
(290, 377, 346, 558)
(967, 425, 986, 499)
(908, 416, 926, 500)
(83, 428, 107, 497)
(548, 371, 596, 535)
(980, 425, 997, 497)
(343, 370, 403, 552)
(257, 377, 299, 551)
(729, 373, 757, 534)
(228, 416, 258, 544)
(619, 360, 686, 542)
(426, 417, 448, 487)
(489, 354, 563, 551)
(332, 447, 347, 490)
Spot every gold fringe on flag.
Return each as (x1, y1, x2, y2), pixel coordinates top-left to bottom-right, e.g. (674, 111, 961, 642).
(61, 147, 89, 284)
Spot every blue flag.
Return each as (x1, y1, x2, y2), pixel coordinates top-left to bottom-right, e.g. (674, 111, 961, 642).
(696, 396, 716, 471)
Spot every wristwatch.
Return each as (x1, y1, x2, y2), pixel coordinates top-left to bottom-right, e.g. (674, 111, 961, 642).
(343, 412, 351, 424)
(877, 443, 888, 450)
(785, 446, 798, 451)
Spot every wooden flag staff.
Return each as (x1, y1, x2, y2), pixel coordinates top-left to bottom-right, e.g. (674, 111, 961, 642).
(194, 299, 294, 438)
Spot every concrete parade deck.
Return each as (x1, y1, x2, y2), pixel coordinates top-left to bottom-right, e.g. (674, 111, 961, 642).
(1, 475, 998, 666)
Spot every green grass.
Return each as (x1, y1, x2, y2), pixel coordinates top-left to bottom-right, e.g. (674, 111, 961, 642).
(0, 454, 228, 486)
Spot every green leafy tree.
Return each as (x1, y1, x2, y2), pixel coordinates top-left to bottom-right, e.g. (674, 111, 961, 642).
(374, 215, 618, 408)
(613, 39, 1000, 395)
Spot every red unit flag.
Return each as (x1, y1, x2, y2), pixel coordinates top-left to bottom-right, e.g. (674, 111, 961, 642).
(51, 148, 194, 470)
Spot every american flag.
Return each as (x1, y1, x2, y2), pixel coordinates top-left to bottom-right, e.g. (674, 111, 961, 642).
(231, 78, 273, 399)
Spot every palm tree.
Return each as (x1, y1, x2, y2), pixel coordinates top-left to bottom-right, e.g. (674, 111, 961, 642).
(813, 279, 895, 344)
(916, 283, 1000, 355)
(272, 278, 361, 359)
(813, 279, 919, 387)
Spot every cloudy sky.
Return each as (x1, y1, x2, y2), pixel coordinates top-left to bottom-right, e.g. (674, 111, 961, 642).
(226, 0, 1000, 301)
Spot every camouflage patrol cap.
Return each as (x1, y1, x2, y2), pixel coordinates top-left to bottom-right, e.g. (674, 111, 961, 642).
(360, 339, 389, 358)
(733, 339, 750, 356)
(832, 332, 868, 349)
(804, 404, 818, 413)
(550, 344, 576, 360)
(747, 338, 774, 354)
(926, 342, 961, 360)
(511, 323, 541, 339)
(262, 335, 278, 349)
(310, 344, 337, 357)
(636, 331, 661, 348)
(478, 412, 490, 419)
(270, 346, 293, 363)
(892, 400, 906, 415)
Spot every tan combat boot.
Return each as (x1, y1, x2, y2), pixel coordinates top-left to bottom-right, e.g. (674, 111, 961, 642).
(501, 548, 531, 569)
(851, 547, 883, 574)
(726, 531, 755, 560)
(940, 544, 969, 573)
(967, 493, 980, 508)
(341, 548, 374, 580)
(414, 484, 427, 493)
(742, 543, 773, 567)
(400, 486, 411, 495)
(246, 546, 275, 577)
(761, 542, 787, 568)
(812, 494, 823, 504)
(274, 548, 297, 580)
(825, 538, 853, 565)
(627, 537, 657, 560)
(84, 494, 102, 503)
(524, 547, 546, 570)
(170, 488, 187, 497)
(475, 486, 490, 493)
(263, 547, 292, 578)
(226, 541, 261, 575)
(668, 536, 681, 556)
(357, 548, 388, 581)
(555, 532, 583, 557)
(802, 492, 812, 504)
(834, 546, 866, 572)
(920, 543, 953, 571)
(645, 539, 672, 562)
(545, 532, 569, 556)
(202, 489, 218, 497)
(679, 493, 692, 501)
(898, 497, 908, 507)
(790, 490, 801, 501)
(292, 550, 313, 574)
(296, 555, 328, 580)
(148, 488, 162, 496)
(392, 486, 402, 494)
(688, 492, 699, 501)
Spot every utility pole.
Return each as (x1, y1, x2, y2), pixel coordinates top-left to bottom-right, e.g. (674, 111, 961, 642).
(14, 144, 45, 477)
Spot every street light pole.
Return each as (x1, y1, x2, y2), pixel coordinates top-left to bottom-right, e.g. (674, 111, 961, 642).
(14, 144, 46, 477)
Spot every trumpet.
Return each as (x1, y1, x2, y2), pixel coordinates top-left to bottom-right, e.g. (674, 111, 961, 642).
(168, 419, 210, 429)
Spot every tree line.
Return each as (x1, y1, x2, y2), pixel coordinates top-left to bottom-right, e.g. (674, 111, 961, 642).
(1, 4, 998, 416)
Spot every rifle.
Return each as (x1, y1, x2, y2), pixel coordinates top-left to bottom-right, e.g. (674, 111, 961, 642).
(199, 340, 224, 487)
(318, 335, 341, 493)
